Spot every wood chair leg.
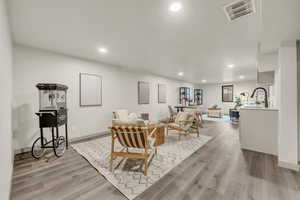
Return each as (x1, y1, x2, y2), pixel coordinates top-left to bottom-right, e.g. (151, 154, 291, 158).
(155, 147, 157, 155)
(144, 158, 148, 176)
(109, 154, 113, 172)
(110, 132, 115, 172)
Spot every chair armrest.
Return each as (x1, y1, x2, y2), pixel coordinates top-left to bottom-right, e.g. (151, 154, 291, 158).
(178, 120, 194, 123)
(149, 128, 157, 137)
(146, 128, 157, 148)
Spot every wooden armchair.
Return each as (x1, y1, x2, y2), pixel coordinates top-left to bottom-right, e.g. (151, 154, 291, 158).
(108, 125, 157, 176)
(167, 112, 200, 140)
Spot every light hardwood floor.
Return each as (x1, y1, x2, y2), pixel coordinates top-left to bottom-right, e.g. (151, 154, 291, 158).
(11, 121, 300, 200)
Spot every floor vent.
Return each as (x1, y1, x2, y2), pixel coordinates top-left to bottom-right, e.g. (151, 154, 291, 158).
(223, 0, 256, 21)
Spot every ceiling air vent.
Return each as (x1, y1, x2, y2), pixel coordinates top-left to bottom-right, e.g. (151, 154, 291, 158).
(223, 0, 256, 21)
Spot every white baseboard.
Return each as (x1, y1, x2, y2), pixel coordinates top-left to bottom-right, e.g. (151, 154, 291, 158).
(278, 160, 300, 171)
(69, 131, 108, 143)
(15, 146, 32, 155)
(14, 131, 108, 155)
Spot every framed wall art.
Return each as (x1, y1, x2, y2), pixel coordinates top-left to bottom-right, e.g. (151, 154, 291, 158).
(158, 84, 167, 103)
(138, 81, 150, 104)
(222, 85, 234, 102)
(80, 73, 102, 106)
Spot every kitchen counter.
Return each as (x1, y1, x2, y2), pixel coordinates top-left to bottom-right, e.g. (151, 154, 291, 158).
(239, 107, 278, 155)
(239, 106, 279, 111)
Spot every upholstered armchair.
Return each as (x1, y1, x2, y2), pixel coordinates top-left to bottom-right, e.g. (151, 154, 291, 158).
(168, 105, 177, 123)
(112, 109, 145, 126)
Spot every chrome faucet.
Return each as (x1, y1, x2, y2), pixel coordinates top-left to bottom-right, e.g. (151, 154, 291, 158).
(250, 87, 268, 108)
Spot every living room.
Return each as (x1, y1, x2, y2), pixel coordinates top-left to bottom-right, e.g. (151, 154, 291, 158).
(1, 0, 300, 200)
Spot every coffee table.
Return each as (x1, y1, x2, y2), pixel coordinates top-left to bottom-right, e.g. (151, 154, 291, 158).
(207, 108, 223, 118)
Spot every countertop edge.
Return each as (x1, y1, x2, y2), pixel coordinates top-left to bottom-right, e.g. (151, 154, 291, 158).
(239, 107, 279, 111)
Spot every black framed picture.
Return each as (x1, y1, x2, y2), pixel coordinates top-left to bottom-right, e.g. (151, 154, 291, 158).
(222, 85, 233, 102)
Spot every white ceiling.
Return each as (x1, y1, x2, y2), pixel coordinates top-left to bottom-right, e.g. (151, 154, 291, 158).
(8, 0, 300, 84)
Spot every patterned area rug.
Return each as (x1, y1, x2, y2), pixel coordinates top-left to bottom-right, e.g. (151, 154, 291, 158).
(72, 132, 212, 200)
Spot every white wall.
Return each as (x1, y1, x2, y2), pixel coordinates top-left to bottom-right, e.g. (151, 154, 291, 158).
(278, 41, 299, 170)
(13, 45, 199, 150)
(298, 41, 300, 162)
(258, 51, 278, 72)
(200, 81, 268, 114)
(0, 0, 13, 199)
(271, 67, 280, 108)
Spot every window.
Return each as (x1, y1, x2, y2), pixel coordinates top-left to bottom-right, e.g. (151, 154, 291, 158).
(222, 85, 233, 102)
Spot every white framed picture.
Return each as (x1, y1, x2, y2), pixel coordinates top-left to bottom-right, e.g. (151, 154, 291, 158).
(138, 81, 150, 104)
(158, 84, 167, 103)
(80, 73, 102, 106)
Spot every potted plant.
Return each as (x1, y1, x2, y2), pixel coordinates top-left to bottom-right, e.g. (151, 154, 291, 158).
(234, 97, 242, 109)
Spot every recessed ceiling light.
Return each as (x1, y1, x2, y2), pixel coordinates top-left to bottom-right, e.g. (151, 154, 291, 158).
(239, 75, 245, 79)
(201, 80, 207, 83)
(178, 72, 184, 76)
(98, 47, 108, 54)
(169, 2, 182, 12)
(227, 64, 235, 68)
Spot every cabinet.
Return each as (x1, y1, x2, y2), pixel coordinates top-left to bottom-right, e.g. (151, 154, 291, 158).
(257, 71, 275, 85)
(239, 107, 278, 155)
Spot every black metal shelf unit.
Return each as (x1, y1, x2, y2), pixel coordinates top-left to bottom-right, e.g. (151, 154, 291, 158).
(194, 89, 203, 105)
(179, 87, 194, 105)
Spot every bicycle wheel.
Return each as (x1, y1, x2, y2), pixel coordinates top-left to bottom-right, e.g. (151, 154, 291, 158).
(32, 137, 47, 159)
(53, 136, 66, 157)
